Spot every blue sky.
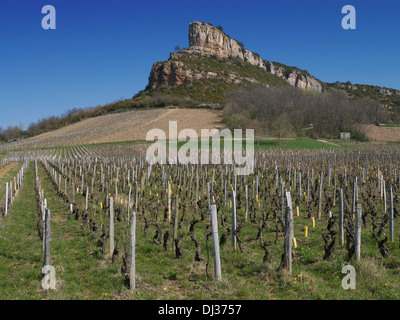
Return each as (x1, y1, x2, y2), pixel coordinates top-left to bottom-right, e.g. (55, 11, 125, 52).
(1, 0, 400, 128)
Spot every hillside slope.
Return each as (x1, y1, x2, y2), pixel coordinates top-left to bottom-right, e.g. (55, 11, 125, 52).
(328, 82, 400, 122)
(0, 108, 223, 150)
(359, 124, 400, 142)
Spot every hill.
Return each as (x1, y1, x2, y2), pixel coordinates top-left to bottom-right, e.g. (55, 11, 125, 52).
(0, 108, 222, 150)
(328, 82, 400, 122)
(1, 20, 399, 146)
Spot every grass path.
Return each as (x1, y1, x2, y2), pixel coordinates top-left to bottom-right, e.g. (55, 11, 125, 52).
(0, 162, 127, 299)
(0, 163, 44, 299)
(0, 162, 18, 180)
(35, 163, 126, 299)
(0, 162, 23, 200)
(317, 139, 340, 147)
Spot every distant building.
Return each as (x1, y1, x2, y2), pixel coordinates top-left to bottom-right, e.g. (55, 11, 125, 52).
(340, 132, 351, 139)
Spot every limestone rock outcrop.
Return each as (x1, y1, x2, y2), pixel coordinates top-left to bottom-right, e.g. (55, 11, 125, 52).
(266, 61, 322, 92)
(188, 21, 265, 69)
(148, 21, 322, 92)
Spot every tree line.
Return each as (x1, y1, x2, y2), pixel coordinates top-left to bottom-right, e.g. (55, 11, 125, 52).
(222, 84, 389, 141)
(0, 108, 88, 143)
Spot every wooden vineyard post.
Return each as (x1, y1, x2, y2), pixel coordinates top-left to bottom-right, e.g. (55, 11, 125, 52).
(224, 179, 227, 207)
(195, 176, 199, 212)
(383, 180, 387, 214)
(318, 172, 323, 219)
(280, 178, 285, 219)
(130, 211, 136, 290)
(212, 172, 215, 194)
(231, 190, 237, 251)
(299, 172, 302, 202)
(255, 174, 258, 200)
(135, 181, 138, 211)
(10, 181, 13, 205)
(207, 182, 211, 209)
(306, 167, 310, 204)
(72, 182, 75, 204)
(333, 176, 337, 206)
(339, 189, 344, 246)
(41, 190, 45, 219)
(209, 205, 222, 281)
(355, 204, 362, 261)
(328, 167, 331, 187)
(351, 179, 356, 218)
(5, 182, 8, 216)
(355, 177, 358, 203)
(172, 195, 179, 251)
(283, 192, 293, 274)
(106, 183, 109, 208)
(109, 196, 114, 258)
(127, 186, 132, 223)
(389, 187, 394, 242)
(43, 209, 51, 268)
(85, 187, 89, 212)
(167, 181, 171, 224)
(245, 185, 248, 222)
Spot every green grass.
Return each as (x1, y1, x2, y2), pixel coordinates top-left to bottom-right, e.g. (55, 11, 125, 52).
(0, 163, 23, 201)
(35, 163, 127, 299)
(170, 137, 350, 151)
(0, 163, 127, 299)
(254, 138, 339, 150)
(107, 193, 400, 300)
(77, 139, 148, 149)
(0, 159, 399, 300)
(0, 163, 44, 299)
(379, 123, 400, 128)
(92, 171, 400, 300)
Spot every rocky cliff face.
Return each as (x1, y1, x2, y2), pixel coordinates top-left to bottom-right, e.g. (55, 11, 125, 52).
(148, 21, 322, 92)
(266, 61, 323, 92)
(188, 21, 265, 68)
(148, 59, 226, 89)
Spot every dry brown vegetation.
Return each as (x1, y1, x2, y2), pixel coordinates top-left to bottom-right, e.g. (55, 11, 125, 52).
(223, 84, 388, 141)
(0, 108, 223, 150)
(0, 163, 17, 180)
(360, 124, 400, 142)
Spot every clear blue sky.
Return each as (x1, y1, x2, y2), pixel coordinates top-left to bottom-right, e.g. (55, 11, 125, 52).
(1, 0, 400, 129)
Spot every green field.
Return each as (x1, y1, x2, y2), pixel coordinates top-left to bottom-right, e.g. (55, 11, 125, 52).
(170, 137, 350, 151)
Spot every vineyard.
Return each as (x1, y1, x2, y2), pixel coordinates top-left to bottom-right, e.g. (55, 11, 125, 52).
(0, 144, 400, 300)
(0, 108, 223, 150)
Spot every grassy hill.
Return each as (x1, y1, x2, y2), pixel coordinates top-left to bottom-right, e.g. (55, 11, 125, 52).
(143, 52, 289, 105)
